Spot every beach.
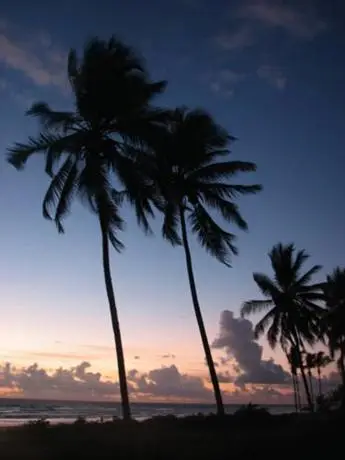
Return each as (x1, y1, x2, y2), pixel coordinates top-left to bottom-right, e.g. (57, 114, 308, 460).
(0, 398, 295, 426)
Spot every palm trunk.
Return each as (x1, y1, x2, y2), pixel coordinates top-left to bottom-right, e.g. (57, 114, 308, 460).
(292, 372, 298, 412)
(179, 207, 225, 416)
(339, 346, 345, 410)
(340, 347, 345, 386)
(295, 371, 301, 411)
(308, 368, 314, 407)
(291, 332, 313, 411)
(99, 215, 131, 420)
(317, 367, 322, 398)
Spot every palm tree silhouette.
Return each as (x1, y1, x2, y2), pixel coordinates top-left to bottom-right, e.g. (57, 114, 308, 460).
(241, 243, 324, 411)
(7, 36, 166, 420)
(314, 351, 331, 398)
(323, 267, 345, 407)
(144, 107, 261, 415)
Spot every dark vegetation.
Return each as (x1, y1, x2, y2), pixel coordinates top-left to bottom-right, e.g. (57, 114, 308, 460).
(1, 410, 344, 459)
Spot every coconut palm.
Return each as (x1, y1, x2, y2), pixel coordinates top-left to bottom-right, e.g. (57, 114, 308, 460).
(7, 36, 166, 420)
(241, 243, 324, 410)
(143, 107, 261, 415)
(314, 351, 332, 398)
(323, 267, 345, 402)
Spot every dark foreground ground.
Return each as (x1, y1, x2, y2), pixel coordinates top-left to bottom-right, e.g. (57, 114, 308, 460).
(0, 411, 343, 459)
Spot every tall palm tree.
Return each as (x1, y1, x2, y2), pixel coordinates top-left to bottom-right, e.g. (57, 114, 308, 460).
(314, 351, 331, 398)
(143, 107, 261, 415)
(241, 243, 324, 410)
(323, 267, 345, 406)
(7, 36, 166, 420)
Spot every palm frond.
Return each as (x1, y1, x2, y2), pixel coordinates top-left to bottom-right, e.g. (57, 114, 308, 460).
(188, 203, 237, 266)
(7, 133, 62, 170)
(42, 155, 75, 226)
(53, 161, 78, 232)
(191, 161, 257, 182)
(162, 203, 181, 246)
(252, 273, 281, 299)
(198, 182, 262, 199)
(296, 265, 322, 287)
(265, 312, 281, 348)
(112, 152, 156, 234)
(27, 102, 77, 132)
(199, 191, 248, 230)
(293, 248, 309, 275)
(240, 299, 274, 318)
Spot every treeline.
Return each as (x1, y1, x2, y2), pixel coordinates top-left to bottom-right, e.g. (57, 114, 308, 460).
(242, 243, 345, 412)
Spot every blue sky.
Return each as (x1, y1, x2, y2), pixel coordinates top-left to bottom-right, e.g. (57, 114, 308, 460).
(0, 0, 344, 403)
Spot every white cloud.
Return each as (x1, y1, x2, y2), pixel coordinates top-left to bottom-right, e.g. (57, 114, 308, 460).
(208, 69, 244, 97)
(239, 0, 326, 39)
(257, 65, 287, 90)
(0, 26, 67, 90)
(215, 1, 326, 58)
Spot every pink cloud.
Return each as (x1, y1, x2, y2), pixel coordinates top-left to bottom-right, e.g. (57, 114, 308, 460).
(239, 0, 326, 39)
(0, 32, 66, 89)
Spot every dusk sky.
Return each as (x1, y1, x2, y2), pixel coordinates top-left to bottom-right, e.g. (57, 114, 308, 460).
(0, 0, 344, 404)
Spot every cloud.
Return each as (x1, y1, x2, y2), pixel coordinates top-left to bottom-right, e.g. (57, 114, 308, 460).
(0, 361, 120, 399)
(215, 26, 253, 50)
(208, 69, 245, 97)
(160, 354, 176, 359)
(217, 371, 233, 383)
(0, 26, 67, 90)
(0, 361, 212, 402)
(239, 0, 326, 39)
(213, 310, 290, 386)
(215, 1, 326, 57)
(257, 65, 287, 90)
(128, 365, 212, 401)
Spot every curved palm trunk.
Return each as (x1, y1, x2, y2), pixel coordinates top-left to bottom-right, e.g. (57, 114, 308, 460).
(179, 207, 225, 416)
(99, 215, 131, 420)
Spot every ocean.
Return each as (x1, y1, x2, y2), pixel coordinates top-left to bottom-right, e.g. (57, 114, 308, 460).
(0, 399, 295, 426)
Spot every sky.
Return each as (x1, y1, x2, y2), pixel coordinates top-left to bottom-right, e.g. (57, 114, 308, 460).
(0, 0, 344, 405)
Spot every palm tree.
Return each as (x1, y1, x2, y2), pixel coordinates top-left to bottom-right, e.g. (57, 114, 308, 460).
(143, 107, 261, 415)
(287, 345, 301, 412)
(314, 351, 331, 398)
(7, 36, 166, 420)
(323, 267, 345, 406)
(241, 243, 324, 410)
